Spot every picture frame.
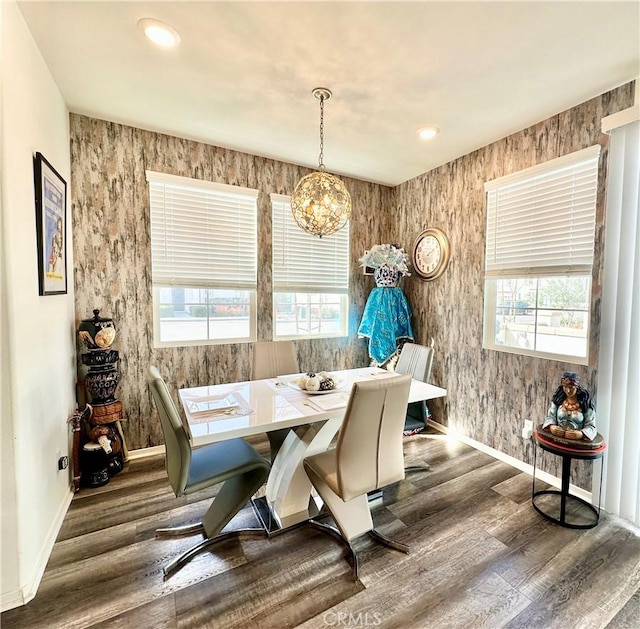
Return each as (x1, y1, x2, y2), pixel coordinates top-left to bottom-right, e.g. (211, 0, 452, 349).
(34, 152, 67, 295)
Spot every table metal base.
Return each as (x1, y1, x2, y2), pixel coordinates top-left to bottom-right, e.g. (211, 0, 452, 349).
(532, 430, 605, 530)
(252, 489, 386, 536)
(532, 489, 600, 529)
(252, 495, 324, 536)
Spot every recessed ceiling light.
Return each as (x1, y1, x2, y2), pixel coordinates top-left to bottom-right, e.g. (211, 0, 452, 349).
(417, 126, 440, 141)
(138, 18, 181, 48)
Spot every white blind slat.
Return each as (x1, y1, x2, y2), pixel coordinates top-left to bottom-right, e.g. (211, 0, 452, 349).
(484, 147, 600, 278)
(271, 196, 349, 293)
(148, 172, 257, 289)
(484, 145, 601, 191)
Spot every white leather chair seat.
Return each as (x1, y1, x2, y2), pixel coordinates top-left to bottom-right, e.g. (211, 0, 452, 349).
(303, 448, 340, 495)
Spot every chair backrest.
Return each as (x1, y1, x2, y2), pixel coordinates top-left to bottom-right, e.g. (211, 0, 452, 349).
(335, 374, 412, 501)
(252, 341, 299, 379)
(395, 341, 434, 384)
(148, 366, 191, 497)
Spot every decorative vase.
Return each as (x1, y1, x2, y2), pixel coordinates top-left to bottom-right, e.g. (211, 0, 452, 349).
(78, 309, 117, 350)
(374, 264, 401, 287)
(81, 348, 119, 368)
(79, 310, 120, 404)
(84, 366, 119, 404)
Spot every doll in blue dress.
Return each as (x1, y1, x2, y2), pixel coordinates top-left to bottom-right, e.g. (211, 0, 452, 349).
(542, 371, 596, 441)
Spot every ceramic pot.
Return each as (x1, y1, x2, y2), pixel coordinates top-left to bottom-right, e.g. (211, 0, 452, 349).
(81, 442, 110, 488)
(81, 349, 119, 368)
(374, 264, 401, 287)
(78, 309, 117, 350)
(85, 366, 119, 404)
(108, 452, 124, 477)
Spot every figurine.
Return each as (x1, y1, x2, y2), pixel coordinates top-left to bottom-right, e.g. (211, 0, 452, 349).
(542, 371, 596, 441)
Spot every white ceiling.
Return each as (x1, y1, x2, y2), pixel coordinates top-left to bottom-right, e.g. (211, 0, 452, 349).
(17, 1, 640, 187)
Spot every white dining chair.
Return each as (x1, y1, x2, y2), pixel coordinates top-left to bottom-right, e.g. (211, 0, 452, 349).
(396, 340, 434, 431)
(148, 367, 270, 577)
(252, 340, 299, 380)
(303, 374, 412, 579)
(252, 341, 299, 461)
(395, 340, 435, 472)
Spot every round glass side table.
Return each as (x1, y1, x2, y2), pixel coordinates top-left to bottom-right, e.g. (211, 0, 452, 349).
(532, 428, 606, 529)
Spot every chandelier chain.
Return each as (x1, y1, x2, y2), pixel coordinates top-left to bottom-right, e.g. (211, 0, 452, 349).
(290, 87, 351, 238)
(318, 95, 325, 171)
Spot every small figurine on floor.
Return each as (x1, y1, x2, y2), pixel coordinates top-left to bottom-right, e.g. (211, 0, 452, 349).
(542, 371, 596, 441)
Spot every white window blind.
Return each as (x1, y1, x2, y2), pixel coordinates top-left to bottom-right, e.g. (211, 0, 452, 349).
(484, 145, 601, 279)
(271, 194, 349, 294)
(147, 171, 258, 289)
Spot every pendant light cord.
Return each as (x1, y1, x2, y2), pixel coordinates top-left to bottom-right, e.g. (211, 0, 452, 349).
(290, 87, 351, 238)
(318, 95, 325, 171)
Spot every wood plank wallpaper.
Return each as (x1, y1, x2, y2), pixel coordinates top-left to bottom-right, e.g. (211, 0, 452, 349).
(389, 83, 634, 487)
(71, 81, 633, 489)
(70, 116, 392, 449)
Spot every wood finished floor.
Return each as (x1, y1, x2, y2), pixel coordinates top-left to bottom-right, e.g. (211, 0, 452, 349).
(3, 430, 640, 629)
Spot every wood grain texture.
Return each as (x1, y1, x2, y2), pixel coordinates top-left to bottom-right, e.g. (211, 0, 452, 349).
(298, 528, 510, 628)
(70, 115, 392, 450)
(69, 83, 634, 481)
(608, 587, 640, 629)
(506, 524, 640, 629)
(2, 430, 638, 629)
(390, 82, 635, 489)
(492, 473, 541, 505)
(395, 569, 532, 629)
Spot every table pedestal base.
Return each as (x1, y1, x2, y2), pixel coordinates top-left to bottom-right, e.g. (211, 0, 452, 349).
(252, 495, 324, 535)
(261, 417, 341, 531)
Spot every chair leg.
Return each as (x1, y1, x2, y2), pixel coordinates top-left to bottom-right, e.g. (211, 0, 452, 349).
(161, 465, 269, 578)
(202, 466, 269, 538)
(304, 464, 373, 541)
(404, 463, 431, 473)
(403, 402, 431, 473)
(163, 528, 266, 578)
(368, 528, 409, 554)
(157, 467, 268, 541)
(156, 522, 205, 537)
(309, 520, 359, 581)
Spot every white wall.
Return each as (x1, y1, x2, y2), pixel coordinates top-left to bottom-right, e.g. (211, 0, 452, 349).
(1, 1, 76, 610)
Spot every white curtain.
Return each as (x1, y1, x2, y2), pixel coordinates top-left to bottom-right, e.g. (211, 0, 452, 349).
(595, 119, 640, 526)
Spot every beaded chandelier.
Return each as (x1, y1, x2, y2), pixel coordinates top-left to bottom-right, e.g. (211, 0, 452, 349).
(291, 88, 352, 238)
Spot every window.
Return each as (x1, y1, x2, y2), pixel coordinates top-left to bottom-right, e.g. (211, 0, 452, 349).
(271, 194, 349, 339)
(482, 145, 601, 363)
(147, 171, 258, 346)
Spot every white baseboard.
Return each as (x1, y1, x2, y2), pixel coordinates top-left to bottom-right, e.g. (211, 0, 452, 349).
(426, 419, 592, 503)
(127, 444, 165, 460)
(0, 589, 25, 612)
(1, 485, 74, 612)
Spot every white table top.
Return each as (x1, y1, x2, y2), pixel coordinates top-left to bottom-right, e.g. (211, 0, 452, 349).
(179, 366, 447, 446)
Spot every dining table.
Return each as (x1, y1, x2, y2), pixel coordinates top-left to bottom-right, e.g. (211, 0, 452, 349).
(179, 367, 447, 533)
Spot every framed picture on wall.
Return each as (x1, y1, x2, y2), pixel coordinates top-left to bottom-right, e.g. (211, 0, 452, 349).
(34, 152, 67, 295)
